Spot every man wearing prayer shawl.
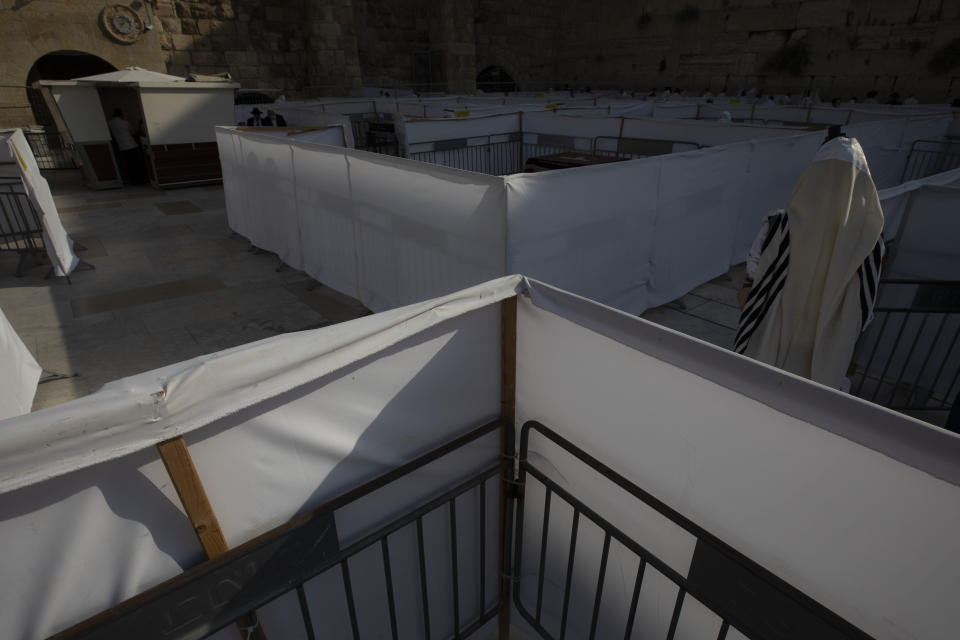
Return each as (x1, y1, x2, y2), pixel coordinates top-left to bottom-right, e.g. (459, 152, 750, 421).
(735, 131, 885, 390)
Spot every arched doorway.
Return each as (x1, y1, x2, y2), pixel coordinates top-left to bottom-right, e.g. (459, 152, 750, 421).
(476, 66, 517, 93)
(26, 51, 116, 126)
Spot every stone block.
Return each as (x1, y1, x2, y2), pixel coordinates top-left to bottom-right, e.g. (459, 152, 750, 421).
(160, 17, 181, 34)
(171, 33, 194, 50)
(160, 33, 175, 50)
(191, 50, 224, 66)
(797, 1, 851, 29)
(171, 50, 193, 66)
(181, 19, 199, 35)
(192, 35, 214, 51)
(854, 24, 892, 49)
(725, 6, 798, 33)
(190, 4, 217, 19)
(745, 30, 789, 54)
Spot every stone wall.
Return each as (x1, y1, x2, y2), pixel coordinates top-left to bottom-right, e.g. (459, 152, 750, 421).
(5, 0, 960, 130)
(155, 0, 362, 98)
(475, 0, 563, 91)
(552, 0, 960, 102)
(0, 0, 165, 127)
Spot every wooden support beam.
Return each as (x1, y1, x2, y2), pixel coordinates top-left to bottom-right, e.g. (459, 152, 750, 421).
(157, 436, 268, 640)
(157, 437, 228, 558)
(500, 296, 517, 426)
(499, 296, 518, 638)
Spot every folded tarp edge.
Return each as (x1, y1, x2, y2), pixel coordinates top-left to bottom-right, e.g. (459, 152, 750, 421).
(0, 275, 524, 496)
(523, 277, 960, 487)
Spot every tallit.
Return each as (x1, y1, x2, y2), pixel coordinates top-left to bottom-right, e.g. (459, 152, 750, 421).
(735, 137, 884, 389)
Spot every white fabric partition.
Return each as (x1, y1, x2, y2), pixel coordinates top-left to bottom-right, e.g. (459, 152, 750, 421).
(877, 166, 960, 238)
(1, 276, 957, 639)
(515, 281, 960, 640)
(0, 307, 41, 420)
(268, 107, 356, 147)
(884, 185, 960, 280)
(506, 160, 662, 312)
(217, 127, 507, 312)
(219, 114, 951, 316)
(2, 129, 79, 276)
(0, 277, 516, 639)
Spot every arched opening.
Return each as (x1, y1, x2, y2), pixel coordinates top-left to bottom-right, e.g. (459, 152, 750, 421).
(476, 66, 517, 93)
(26, 51, 116, 126)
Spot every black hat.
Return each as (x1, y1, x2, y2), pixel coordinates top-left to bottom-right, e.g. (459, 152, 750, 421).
(250, 107, 264, 116)
(824, 124, 845, 144)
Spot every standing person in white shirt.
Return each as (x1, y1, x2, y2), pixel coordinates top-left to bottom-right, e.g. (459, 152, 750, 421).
(108, 108, 145, 184)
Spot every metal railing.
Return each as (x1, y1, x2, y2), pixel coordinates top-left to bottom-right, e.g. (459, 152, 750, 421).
(405, 134, 709, 175)
(851, 279, 960, 413)
(409, 135, 526, 175)
(513, 421, 872, 640)
(51, 420, 514, 640)
(350, 113, 400, 156)
(0, 179, 45, 276)
(900, 139, 960, 183)
(23, 130, 77, 170)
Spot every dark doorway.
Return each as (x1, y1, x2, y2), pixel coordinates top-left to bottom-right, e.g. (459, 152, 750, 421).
(26, 51, 116, 127)
(476, 66, 517, 93)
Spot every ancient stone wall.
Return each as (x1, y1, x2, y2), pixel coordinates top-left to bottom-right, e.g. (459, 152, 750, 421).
(553, 0, 960, 102)
(0, 0, 165, 127)
(5, 0, 960, 130)
(155, 0, 361, 98)
(475, 0, 564, 91)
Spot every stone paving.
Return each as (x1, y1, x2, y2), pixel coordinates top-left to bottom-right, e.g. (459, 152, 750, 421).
(0, 172, 368, 411)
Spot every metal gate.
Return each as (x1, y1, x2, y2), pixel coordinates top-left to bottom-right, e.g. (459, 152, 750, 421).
(900, 139, 960, 183)
(23, 130, 78, 170)
(851, 279, 960, 414)
(52, 420, 875, 639)
(512, 421, 872, 640)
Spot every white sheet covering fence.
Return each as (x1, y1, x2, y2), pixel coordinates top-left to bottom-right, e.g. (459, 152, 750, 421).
(0, 276, 958, 639)
(217, 113, 951, 315)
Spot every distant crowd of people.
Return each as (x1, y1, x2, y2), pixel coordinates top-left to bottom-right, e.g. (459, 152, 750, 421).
(551, 83, 954, 107)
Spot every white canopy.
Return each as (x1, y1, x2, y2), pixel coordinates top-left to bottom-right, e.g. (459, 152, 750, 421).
(73, 67, 185, 84)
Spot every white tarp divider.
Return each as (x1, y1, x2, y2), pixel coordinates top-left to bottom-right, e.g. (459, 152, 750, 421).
(0, 277, 957, 639)
(216, 127, 508, 312)
(516, 279, 960, 640)
(0, 307, 41, 420)
(217, 115, 950, 316)
(883, 184, 960, 280)
(239, 107, 357, 148)
(877, 166, 960, 239)
(1, 129, 79, 276)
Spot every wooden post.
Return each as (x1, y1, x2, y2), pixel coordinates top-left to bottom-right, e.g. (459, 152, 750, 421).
(157, 437, 268, 640)
(498, 296, 517, 638)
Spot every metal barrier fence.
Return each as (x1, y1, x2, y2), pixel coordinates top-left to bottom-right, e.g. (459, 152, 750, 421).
(52, 420, 514, 640)
(852, 279, 960, 413)
(406, 135, 707, 175)
(409, 136, 526, 175)
(350, 114, 400, 157)
(900, 139, 960, 182)
(0, 179, 45, 277)
(44, 415, 879, 640)
(513, 421, 872, 640)
(23, 130, 77, 170)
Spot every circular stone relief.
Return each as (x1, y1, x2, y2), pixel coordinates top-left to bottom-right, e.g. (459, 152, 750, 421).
(100, 5, 144, 44)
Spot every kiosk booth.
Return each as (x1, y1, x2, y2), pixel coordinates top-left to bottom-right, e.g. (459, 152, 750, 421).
(38, 68, 237, 189)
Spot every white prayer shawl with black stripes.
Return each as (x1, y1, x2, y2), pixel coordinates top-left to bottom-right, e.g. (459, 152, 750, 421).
(735, 137, 884, 389)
